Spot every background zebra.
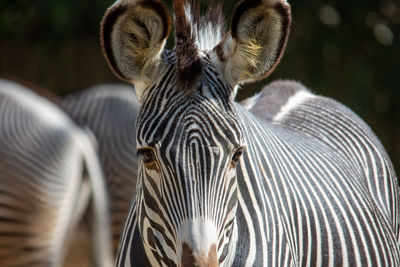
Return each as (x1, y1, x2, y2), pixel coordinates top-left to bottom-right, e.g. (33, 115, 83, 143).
(60, 84, 140, 251)
(0, 79, 113, 267)
(101, 0, 400, 266)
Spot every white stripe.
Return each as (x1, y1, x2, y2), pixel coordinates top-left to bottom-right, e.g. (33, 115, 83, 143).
(273, 90, 313, 121)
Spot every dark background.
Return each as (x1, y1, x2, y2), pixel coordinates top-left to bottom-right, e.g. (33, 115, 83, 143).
(1, 0, 399, 174)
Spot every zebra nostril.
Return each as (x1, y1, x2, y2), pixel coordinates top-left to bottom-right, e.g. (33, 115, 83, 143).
(181, 243, 196, 267)
(181, 243, 218, 267)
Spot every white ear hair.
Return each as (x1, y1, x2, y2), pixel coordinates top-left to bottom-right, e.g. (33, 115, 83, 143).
(213, 0, 291, 88)
(101, 0, 171, 100)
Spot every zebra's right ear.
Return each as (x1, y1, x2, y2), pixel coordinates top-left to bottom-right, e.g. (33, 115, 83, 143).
(101, 0, 171, 97)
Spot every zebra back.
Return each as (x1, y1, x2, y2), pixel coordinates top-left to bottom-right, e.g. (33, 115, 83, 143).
(247, 80, 400, 243)
(233, 101, 400, 266)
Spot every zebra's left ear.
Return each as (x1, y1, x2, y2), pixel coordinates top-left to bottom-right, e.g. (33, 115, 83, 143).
(214, 0, 291, 87)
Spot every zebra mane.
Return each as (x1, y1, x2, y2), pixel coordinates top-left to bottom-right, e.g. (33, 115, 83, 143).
(173, 0, 224, 87)
(198, 3, 225, 51)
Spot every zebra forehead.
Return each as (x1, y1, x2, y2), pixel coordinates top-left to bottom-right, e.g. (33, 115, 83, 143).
(137, 79, 243, 147)
(140, 96, 237, 127)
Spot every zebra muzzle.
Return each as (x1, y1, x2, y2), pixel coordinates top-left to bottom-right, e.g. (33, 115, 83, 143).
(179, 219, 219, 267)
(181, 242, 218, 267)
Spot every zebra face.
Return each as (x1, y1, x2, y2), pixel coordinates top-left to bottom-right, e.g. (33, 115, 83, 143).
(134, 55, 244, 265)
(101, 0, 291, 265)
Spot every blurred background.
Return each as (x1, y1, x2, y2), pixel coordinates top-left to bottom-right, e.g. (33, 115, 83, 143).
(0, 0, 399, 174)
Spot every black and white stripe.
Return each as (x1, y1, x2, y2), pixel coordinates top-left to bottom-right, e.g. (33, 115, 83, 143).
(233, 100, 400, 266)
(249, 80, 399, 242)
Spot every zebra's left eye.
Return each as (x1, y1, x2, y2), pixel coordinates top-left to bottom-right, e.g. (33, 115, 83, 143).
(231, 147, 245, 166)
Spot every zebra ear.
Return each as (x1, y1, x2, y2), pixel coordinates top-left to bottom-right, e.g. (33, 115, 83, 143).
(215, 0, 291, 86)
(101, 0, 171, 97)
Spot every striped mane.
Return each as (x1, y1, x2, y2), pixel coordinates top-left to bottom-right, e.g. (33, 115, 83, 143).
(173, 0, 224, 85)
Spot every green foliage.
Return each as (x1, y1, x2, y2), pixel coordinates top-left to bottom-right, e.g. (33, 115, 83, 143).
(0, 0, 112, 41)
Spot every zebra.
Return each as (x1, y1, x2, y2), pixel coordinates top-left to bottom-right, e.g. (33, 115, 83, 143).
(0, 79, 113, 267)
(101, 0, 400, 265)
(60, 84, 140, 251)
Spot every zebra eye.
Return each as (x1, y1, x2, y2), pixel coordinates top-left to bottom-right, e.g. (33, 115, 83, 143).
(137, 148, 157, 167)
(225, 219, 234, 238)
(231, 147, 244, 166)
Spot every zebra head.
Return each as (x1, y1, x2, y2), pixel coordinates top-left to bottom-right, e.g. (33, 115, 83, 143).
(101, 0, 290, 265)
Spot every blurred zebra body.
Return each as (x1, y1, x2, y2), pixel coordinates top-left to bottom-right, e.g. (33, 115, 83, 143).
(60, 84, 139, 250)
(0, 79, 113, 267)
